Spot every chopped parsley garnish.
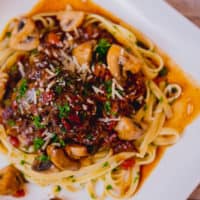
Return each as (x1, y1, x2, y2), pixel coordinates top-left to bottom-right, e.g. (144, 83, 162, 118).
(59, 139, 65, 147)
(9, 65, 18, 75)
(6, 32, 12, 38)
(90, 193, 96, 199)
(55, 185, 62, 192)
(133, 172, 140, 183)
(106, 184, 113, 190)
(144, 104, 148, 111)
(58, 103, 70, 118)
(20, 160, 26, 165)
(33, 137, 45, 151)
(86, 134, 93, 141)
(104, 80, 112, 98)
(102, 161, 109, 168)
(159, 66, 168, 77)
(7, 119, 16, 127)
(37, 154, 49, 162)
(55, 67, 61, 75)
(104, 101, 111, 114)
(52, 133, 59, 143)
(17, 79, 28, 99)
(95, 39, 111, 61)
(33, 116, 45, 129)
(36, 89, 41, 96)
(30, 48, 38, 55)
(158, 97, 164, 103)
(55, 85, 62, 95)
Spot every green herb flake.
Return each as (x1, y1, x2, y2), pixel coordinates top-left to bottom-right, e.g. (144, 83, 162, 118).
(158, 97, 164, 103)
(30, 48, 38, 55)
(55, 85, 62, 95)
(125, 47, 132, 52)
(159, 66, 168, 77)
(55, 67, 61, 75)
(86, 134, 93, 141)
(90, 193, 96, 199)
(17, 79, 28, 99)
(33, 137, 45, 151)
(133, 172, 140, 183)
(20, 160, 26, 165)
(38, 154, 49, 162)
(6, 32, 12, 38)
(144, 104, 148, 111)
(55, 185, 62, 192)
(59, 139, 65, 147)
(7, 119, 16, 127)
(106, 184, 113, 190)
(95, 39, 111, 61)
(58, 103, 70, 118)
(36, 89, 41, 96)
(33, 115, 45, 129)
(104, 101, 111, 114)
(102, 161, 109, 168)
(104, 80, 112, 98)
(9, 65, 18, 75)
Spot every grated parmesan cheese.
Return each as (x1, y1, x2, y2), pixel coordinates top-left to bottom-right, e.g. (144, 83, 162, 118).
(26, 88, 37, 104)
(92, 86, 104, 94)
(18, 62, 25, 77)
(98, 117, 120, 123)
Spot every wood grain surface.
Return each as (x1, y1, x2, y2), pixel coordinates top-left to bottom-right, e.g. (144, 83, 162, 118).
(166, 0, 200, 199)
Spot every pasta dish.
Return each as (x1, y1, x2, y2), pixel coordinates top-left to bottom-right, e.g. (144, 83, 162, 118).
(0, 0, 200, 199)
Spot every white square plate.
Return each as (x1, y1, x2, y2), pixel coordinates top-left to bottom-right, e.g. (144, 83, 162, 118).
(0, 0, 200, 200)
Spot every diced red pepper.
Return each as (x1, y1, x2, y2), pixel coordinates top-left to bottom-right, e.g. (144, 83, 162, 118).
(120, 158, 135, 170)
(47, 32, 60, 45)
(68, 113, 80, 124)
(13, 189, 25, 198)
(61, 118, 71, 131)
(9, 136, 20, 148)
(107, 121, 117, 131)
(42, 91, 54, 103)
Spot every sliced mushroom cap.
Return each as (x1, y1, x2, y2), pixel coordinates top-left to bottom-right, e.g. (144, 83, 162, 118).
(0, 165, 24, 195)
(32, 156, 52, 172)
(65, 144, 88, 160)
(72, 40, 96, 66)
(47, 145, 80, 171)
(115, 117, 142, 141)
(9, 18, 39, 51)
(107, 44, 142, 81)
(57, 11, 85, 32)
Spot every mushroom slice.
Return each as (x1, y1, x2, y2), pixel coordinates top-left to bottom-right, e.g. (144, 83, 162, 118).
(47, 145, 80, 171)
(0, 165, 24, 195)
(57, 11, 85, 32)
(9, 18, 39, 51)
(107, 44, 142, 81)
(115, 117, 142, 141)
(72, 40, 96, 66)
(65, 144, 88, 160)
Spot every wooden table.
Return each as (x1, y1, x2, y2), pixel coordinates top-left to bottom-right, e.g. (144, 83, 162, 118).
(166, 1, 200, 199)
